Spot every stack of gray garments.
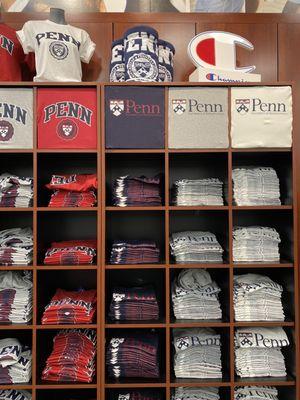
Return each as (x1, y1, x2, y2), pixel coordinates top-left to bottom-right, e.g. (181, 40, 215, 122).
(0, 271, 33, 324)
(234, 386, 279, 400)
(172, 179, 224, 206)
(235, 327, 288, 378)
(233, 227, 281, 263)
(232, 167, 281, 206)
(0, 389, 31, 400)
(173, 387, 220, 400)
(0, 338, 31, 383)
(0, 174, 33, 208)
(173, 328, 222, 379)
(170, 231, 224, 263)
(172, 269, 222, 320)
(234, 274, 284, 322)
(0, 228, 33, 266)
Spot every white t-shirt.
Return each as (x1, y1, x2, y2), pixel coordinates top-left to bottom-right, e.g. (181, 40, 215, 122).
(17, 20, 96, 82)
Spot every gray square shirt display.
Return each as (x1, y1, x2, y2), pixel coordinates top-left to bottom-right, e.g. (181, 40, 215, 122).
(0, 88, 33, 149)
(168, 87, 229, 149)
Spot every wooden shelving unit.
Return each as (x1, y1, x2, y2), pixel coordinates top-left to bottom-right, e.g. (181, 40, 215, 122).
(0, 82, 297, 400)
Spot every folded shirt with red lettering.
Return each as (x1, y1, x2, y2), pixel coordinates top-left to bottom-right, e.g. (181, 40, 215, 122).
(0, 338, 31, 384)
(44, 240, 97, 265)
(46, 174, 97, 207)
(42, 288, 96, 325)
(42, 329, 96, 383)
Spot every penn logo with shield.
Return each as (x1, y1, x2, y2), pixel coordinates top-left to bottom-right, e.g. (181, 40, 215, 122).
(57, 119, 78, 140)
(0, 120, 14, 142)
(118, 395, 130, 400)
(127, 53, 158, 81)
(236, 99, 250, 115)
(172, 99, 187, 115)
(176, 336, 189, 350)
(110, 100, 124, 117)
(49, 41, 69, 60)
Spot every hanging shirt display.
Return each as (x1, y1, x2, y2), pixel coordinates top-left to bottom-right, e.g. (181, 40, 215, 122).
(231, 86, 293, 148)
(16, 20, 96, 82)
(168, 87, 229, 149)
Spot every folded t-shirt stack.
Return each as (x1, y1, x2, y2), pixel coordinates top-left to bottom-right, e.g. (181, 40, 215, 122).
(173, 328, 222, 379)
(42, 329, 96, 383)
(0, 338, 31, 384)
(0, 389, 31, 400)
(110, 241, 160, 265)
(233, 167, 281, 206)
(170, 231, 224, 263)
(0, 174, 33, 208)
(109, 285, 159, 321)
(172, 179, 224, 206)
(46, 174, 97, 207)
(113, 391, 161, 400)
(235, 327, 288, 378)
(173, 387, 220, 400)
(233, 227, 281, 263)
(112, 175, 162, 207)
(0, 271, 32, 324)
(0, 228, 33, 266)
(234, 274, 285, 322)
(172, 269, 222, 320)
(106, 333, 159, 379)
(42, 288, 97, 325)
(44, 240, 97, 265)
(234, 386, 279, 400)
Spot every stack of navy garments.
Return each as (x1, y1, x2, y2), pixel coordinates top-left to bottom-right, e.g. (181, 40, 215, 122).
(232, 167, 281, 206)
(0, 174, 33, 208)
(112, 391, 161, 400)
(172, 269, 222, 320)
(112, 175, 162, 207)
(173, 387, 220, 400)
(173, 328, 222, 379)
(170, 231, 223, 264)
(234, 386, 279, 400)
(172, 178, 224, 206)
(110, 241, 160, 265)
(106, 333, 159, 379)
(109, 285, 159, 321)
(234, 274, 285, 322)
(233, 227, 281, 263)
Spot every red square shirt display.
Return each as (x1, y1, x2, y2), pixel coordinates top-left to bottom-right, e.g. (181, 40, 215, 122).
(37, 88, 97, 149)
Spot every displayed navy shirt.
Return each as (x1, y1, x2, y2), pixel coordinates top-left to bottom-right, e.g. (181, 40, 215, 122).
(105, 86, 165, 148)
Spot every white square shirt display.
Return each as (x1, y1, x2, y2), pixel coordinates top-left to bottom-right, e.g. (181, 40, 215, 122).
(17, 20, 96, 82)
(231, 86, 293, 148)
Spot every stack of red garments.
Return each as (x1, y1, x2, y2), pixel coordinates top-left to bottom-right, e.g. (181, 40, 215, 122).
(42, 288, 97, 325)
(46, 174, 97, 207)
(44, 240, 97, 265)
(42, 329, 96, 383)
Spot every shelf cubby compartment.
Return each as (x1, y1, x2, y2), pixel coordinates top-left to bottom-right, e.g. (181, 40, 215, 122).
(170, 268, 230, 324)
(232, 210, 294, 264)
(36, 389, 97, 400)
(36, 269, 97, 325)
(105, 268, 166, 325)
(37, 211, 97, 265)
(171, 386, 230, 399)
(105, 152, 165, 207)
(0, 153, 33, 185)
(169, 210, 229, 264)
(105, 327, 166, 385)
(36, 328, 97, 385)
(105, 210, 165, 265)
(37, 153, 97, 208)
(232, 151, 293, 206)
(169, 152, 229, 206)
(170, 327, 231, 384)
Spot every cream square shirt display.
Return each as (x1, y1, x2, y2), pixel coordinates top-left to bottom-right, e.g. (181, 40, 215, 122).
(231, 86, 292, 148)
(17, 20, 96, 82)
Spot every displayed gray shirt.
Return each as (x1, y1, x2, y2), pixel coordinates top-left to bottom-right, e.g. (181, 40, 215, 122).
(168, 87, 229, 149)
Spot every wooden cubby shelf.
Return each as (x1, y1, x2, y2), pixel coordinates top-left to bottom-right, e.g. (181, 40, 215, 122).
(0, 81, 297, 400)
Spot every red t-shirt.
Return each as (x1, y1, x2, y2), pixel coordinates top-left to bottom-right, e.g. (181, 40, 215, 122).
(0, 23, 25, 81)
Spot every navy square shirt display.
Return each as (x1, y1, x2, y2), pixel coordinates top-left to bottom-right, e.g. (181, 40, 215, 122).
(105, 86, 165, 148)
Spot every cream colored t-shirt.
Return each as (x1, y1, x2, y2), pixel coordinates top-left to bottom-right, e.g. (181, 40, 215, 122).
(17, 20, 96, 82)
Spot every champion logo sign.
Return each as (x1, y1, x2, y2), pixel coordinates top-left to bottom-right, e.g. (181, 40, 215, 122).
(109, 99, 161, 117)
